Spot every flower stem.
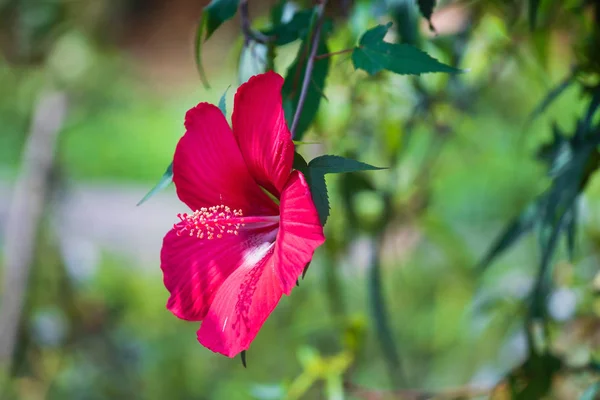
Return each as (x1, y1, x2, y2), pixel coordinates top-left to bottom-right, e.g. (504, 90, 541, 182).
(314, 48, 354, 60)
(290, 1, 328, 139)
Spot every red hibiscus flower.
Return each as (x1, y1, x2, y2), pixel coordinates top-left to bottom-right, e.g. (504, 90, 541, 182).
(160, 72, 325, 357)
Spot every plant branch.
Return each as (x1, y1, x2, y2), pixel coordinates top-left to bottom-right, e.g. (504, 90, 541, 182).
(0, 91, 67, 376)
(239, 0, 271, 45)
(314, 48, 354, 60)
(290, 1, 327, 138)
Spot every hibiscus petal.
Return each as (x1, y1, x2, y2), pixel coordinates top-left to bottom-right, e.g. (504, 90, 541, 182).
(161, 224, 278, 321)
(174, 103, 277, 215)
(232, 72, 294, 197)
(197, 246, 281, 357)
(273, 171, 325, 294)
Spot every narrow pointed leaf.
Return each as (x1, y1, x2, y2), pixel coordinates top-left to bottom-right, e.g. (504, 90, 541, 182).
(478, 203, 539, 269)
(137, 162, 173, 206)
(240, 350, 247, 368)
(352, 23, 461, 76)
(218, 86, 230, 116)
(308, 155, 384, 174)
(307, 171, 330, 225)
(528, 70, 576, 123)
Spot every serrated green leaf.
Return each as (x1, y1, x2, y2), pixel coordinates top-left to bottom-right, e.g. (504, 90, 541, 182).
(195, 0, 240, 88)
(137, 162, 173, 206)
(282, 8, 331, 140)
(416, 0, 436, 30)
(218, 86, 229, 116)
(580, 381, 600, 400)
(352, 23, 461, 76)
(308, 171, 329, 225)
(262, 9, 313, 45)
(308, 155, 384, 174)
(293, 151, 309, 174)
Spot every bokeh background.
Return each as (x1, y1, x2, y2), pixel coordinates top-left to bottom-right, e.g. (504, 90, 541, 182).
(0, 0, 599, 399)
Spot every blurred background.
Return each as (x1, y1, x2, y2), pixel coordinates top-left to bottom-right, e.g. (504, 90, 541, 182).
(0, 0, 599, 399)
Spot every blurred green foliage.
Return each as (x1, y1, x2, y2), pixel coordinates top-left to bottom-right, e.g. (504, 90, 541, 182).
(1, 0, 599, 399)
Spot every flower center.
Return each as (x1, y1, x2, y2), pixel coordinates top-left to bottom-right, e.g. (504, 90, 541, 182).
(175, 204, 279, 240)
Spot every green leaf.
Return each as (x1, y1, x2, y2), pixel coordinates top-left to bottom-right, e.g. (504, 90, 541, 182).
(137, 162, 173, 206)
(218, 86, 230, 116)
(308, 155, 384, 174)
(262, 9, 313, 45)
(194, 0, 240, 88)
(580, 382, 600, 400)
(282, 8, 331, 140)
(529, 0, 540, 31)
(307, 171, 330, 225)
(303, 155, 383, 225)
(528, 70, 576, 123)
(240, 350, 247, 368)
(388, 0, 420, 45)
(416, 0, 436, 31)
(478, 203, 539, 270)
(352, 23, 461, 76)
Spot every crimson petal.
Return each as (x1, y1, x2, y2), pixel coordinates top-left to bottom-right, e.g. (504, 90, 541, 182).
(232, 72, 294, 197)
(174, 103, 277, 216)
(196, 247, 281, 357)
(273, 171, 325, 294)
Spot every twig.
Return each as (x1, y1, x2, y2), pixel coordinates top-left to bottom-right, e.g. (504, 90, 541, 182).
(290, 1, 328, 138)
(0, 91, 67, 376)
(239, 0, 271, 45)
(314, 48, 354, 60)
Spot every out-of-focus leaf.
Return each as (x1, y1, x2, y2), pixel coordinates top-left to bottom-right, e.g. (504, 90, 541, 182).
(416, 0, 436, 31)
(528, 70, 576, 123)
(308, 155, 384, 174)
(387, 0, 420, 45)
(478, 203, 539, 270)
(509, 352, 562, 399)
(352, 23, 461, 76)
(137, 162, 173, 206)
(262, 9, 313, 45)
(580, 381, 600, 400)
(195, 0, 240, 88)
(218, 86, 229, 116)
(529, 0, 540, 30)
(282, 8, 331, 140)
(565, 203, 577, 261)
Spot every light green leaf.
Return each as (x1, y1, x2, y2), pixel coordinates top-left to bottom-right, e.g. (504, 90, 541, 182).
(352, 23, 461, 76)
(218, 86, 230, 116)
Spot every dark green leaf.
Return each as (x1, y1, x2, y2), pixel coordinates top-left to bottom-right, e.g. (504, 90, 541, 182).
(478, 203, 539, 270)
(262, 9, 313, 45)
(282, 10, 331, 140)
(565, 203, 577, 261)
(580, 381, 600, 400)
(218, 86, 230, 116)
(389, 0, 420, 45)
(194, 0, 240, 88)
(416, 0, 436, 31)
(137, 162, 173, 206)
(352, 23, 461, 76)
(306, 171, 329, 225)
(240, 350, 247, 368)
(293, 151, 309, 174)
(529, 0, 540, 31)
(308, 155, 384, 175)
